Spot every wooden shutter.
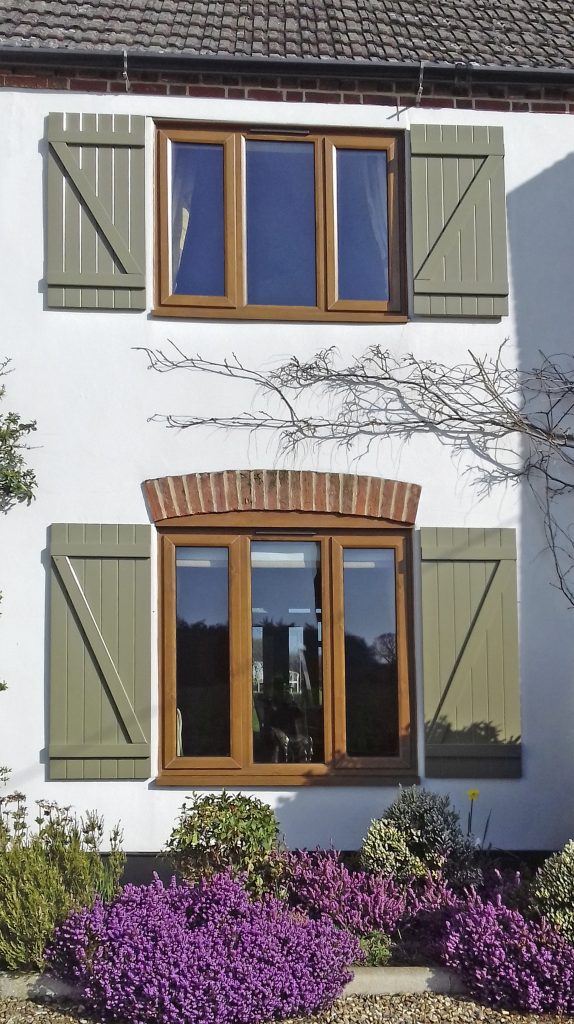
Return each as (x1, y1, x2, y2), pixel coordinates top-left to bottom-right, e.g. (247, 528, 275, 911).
(47, 113, 146, 310)
(49, 524, 151, 780)
(410, 125, 508, 318)
(420, 527, 521, 778)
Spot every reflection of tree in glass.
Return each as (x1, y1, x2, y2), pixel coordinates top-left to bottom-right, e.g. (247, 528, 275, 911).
(373, 632, 396, 666)
(176, 618, 230, 757)
(344, 631, 399, 757)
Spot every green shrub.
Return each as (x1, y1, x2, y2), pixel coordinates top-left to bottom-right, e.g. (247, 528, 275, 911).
(531, 840, 574, 942)
(362, 786, 479, 885)
(0, 793, 124, 970)
(165, 791, 283, 896)
(360, 821, 427, 881)
(358, 930, 393, 966)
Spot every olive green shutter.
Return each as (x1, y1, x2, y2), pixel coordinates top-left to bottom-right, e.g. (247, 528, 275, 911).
(420, 528, 521, 778)
(411, 125, 509, 318)
(49, 524, 151, 779)
(47, 113, 146, 310)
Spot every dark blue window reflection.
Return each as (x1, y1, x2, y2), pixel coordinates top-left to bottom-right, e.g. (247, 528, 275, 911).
(176, 547, 230, 757)
(343, 549, 399, 757)
(246, 141, 316, 306)
(336, 149, 389, 301)
(171, 143, 225, 297)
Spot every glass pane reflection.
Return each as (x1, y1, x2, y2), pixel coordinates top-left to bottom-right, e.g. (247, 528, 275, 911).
(343, 548, 399, 756)
(171, 143, 225, 296)
(175, 547, 230, 756)
(251, 542, 324, 763)
(246, 141, 317, 306)
(336, 148, 389, 301)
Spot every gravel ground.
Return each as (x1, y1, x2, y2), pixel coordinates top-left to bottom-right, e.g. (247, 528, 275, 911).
(0, 995, 568, 1024)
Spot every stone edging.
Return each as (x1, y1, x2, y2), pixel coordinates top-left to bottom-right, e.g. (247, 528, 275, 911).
(0, 967, 464, 1001)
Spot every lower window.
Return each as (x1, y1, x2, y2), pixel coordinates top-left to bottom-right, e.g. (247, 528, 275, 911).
(159, 519, 415, 784)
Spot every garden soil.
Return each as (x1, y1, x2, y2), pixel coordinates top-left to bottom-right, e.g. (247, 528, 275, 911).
(0, 995, 568, 1023)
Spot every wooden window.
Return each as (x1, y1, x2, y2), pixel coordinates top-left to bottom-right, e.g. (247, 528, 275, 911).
(155, 124, 406, 322)
(158, 515, 415, 785)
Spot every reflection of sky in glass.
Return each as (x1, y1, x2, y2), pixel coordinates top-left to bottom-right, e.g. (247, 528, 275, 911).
(176, 548, 228, 626)
(336, 149, 389, 301)
(171, 143, 225, 296)
(246, 141, 316, 306)
(343, 549, 395, 646)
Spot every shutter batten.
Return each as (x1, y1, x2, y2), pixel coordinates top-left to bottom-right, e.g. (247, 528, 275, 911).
(46, 113, 146, 311)
(410, 124, 509, 318)
(48, 524, 151, 780)
(420, 527, 521, 778)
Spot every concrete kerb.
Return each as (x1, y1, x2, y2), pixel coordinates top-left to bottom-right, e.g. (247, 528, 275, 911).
(0, 967, 465, 1001)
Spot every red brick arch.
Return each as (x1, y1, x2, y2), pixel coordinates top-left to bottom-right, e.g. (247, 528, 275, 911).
(144, 470, 420, 525)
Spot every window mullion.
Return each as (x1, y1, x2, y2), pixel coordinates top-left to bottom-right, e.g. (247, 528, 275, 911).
(330, 538, 347, 761)
(233, 533, 253, 767)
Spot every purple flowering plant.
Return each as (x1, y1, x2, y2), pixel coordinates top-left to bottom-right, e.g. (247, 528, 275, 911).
(46, 872, 360, 1024)
(443, 893, 574, 1015)
(284, 849, 407, 936)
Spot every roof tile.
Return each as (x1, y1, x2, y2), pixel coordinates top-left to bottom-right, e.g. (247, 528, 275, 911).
(0, 0, 571, 71)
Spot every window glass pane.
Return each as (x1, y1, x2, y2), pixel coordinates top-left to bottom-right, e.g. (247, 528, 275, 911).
(175, 547, 230, 756)
(246, 141, 316, 306)
(336, 149, 389, 301)
(171, 143, 225, 296)
(343, 548, 399, 756)
(251, 542, 324, 763)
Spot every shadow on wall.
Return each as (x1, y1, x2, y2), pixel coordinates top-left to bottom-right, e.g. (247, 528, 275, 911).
(506, 149, 574, 844)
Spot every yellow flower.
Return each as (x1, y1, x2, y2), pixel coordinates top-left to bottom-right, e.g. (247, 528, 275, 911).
(467, 788, 480, 801)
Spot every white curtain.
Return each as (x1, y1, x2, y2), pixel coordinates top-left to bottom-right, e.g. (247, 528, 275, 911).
(171, 145, 196, 290)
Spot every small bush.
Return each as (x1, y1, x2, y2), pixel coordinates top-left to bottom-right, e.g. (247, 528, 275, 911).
(165, 791, 283, 895)
(531, 840, 574, 942)
(359, 930, 392, 966)
(0, 794, 124, 970)
(443, 894, 574, 1014)
(360, 821, 427, 881)
(47, 873, 360, 1024)
(285, 849, 406, 936)
(368, 786, 480, 885)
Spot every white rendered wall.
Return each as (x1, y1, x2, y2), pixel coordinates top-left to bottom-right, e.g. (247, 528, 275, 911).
(0, 87, 573, 852)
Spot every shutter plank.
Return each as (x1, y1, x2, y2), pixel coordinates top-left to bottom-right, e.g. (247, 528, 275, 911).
(411, 124, 509, 318)
(96, 114, 115, 310)
(79, 115, 98, 310)
(47, 113, 146, 310)
(420, 527, 521, 778)
(63, 115, 82, 310)
(48, 523, 151, 780)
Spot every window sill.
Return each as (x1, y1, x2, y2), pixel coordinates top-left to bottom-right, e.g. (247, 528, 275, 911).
(151, 304, 409, 324)
(155, 769, 419, 787)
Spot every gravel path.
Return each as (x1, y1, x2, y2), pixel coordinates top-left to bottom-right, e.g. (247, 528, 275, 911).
(0, 995, 568, 1024)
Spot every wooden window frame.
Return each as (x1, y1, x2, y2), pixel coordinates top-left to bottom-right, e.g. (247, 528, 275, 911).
(154, 123, 407, 323)
(157, 513, 416, 786)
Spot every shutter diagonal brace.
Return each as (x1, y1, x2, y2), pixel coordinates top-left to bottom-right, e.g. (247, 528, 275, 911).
(414, 154, 495, 283)
(52, 554, 147, 745)
(426, 560, 502, 739)
(49, 141, 143, 276)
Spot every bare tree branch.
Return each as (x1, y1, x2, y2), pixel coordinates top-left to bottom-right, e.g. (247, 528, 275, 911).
(139, 340, 574, 608)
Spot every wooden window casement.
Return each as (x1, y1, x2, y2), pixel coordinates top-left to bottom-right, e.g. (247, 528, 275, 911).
(155, 124, 407, 323)
(158, 515, 416, 785)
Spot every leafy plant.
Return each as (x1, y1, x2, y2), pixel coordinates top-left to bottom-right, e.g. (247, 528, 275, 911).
(165, 791, 283, 895)
(0, 358, 36, 513)
(0, 794, 124, 970)
(370, 786, 480, 885)
(359, 930, 392, 966)
(360, 821, 428, 881)
(47, 873, 359, 1024)
(285, 849, 406, 935)
(531, 840, 574, 942)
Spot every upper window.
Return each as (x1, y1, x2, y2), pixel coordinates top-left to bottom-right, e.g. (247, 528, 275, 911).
(159, 515, 415, 785)
(155, 125, 406, 322)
